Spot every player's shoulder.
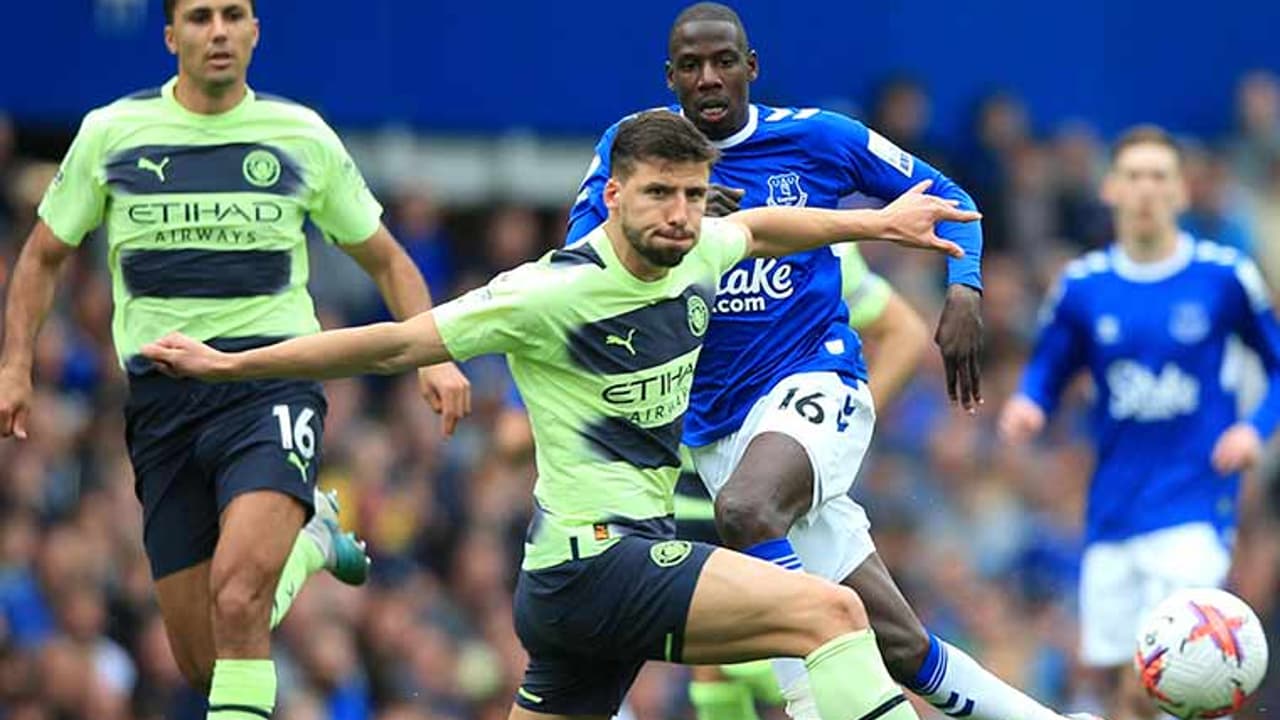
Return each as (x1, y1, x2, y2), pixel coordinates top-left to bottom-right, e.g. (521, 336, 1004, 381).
(1053, 249, 1117, 302)
(1062, 247, 1118, 280)
(539, 234, 610, 285)
(600, 105, 680, 142)
(755, 103, 865, 139)
(248, 89, 334, 133)
(1190, 238, 1247, 270)
(1189, 237, 1271, 303)
(546, 241, 608, 272)
(85, 84, 169, 127)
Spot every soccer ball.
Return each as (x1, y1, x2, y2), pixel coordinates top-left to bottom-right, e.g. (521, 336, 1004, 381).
(1134, 588, 1268, 719)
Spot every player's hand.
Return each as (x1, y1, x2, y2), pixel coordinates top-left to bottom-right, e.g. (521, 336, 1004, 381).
(878, 180, 978, 258)
(1211, 423, 1263, 475)
(998, 395, 1045, 444)
(417, 362, 471, 438)
(937, 284, 984, 413)
(141, 333, 233, 380)
(0, 367, 34, 440)
(707, 184, 746, 217)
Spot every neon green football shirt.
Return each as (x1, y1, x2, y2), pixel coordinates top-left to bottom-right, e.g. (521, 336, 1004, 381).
(834, 243, 892, 329)
(434, 218, 749, 569)
(38, 77, 382, 367)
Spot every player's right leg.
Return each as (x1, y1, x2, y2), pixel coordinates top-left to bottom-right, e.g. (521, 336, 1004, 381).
(270, 486, 371, 628)
(843, 548, 1080, 720)
(128, 375, 224, 693)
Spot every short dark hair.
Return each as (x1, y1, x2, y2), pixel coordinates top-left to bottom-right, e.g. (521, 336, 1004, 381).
(1111, 124, 1183, 164)
(669, 2, 749, 56)
(164, 0, 257, 23)
(610, 111, 720, 179)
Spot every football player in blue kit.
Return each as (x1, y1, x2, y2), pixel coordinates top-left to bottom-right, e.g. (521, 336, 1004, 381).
(564, 5, 1090, 720)
(1001, 125, 1280, 720)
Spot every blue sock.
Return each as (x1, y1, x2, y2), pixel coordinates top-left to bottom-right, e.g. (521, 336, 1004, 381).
(902, 632, 1061, 720)
(906, 633, 946, 693)
(744, 537, 804, 571)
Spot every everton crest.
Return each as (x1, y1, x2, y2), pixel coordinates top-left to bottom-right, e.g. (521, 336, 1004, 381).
(766, 172, 808, 207)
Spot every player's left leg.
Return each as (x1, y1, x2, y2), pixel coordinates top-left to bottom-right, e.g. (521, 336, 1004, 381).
(199, 384, 352, 720)
(693, 372, 876, 706)
(841, 550, 1074, 720)
(206, 490, 302, 719)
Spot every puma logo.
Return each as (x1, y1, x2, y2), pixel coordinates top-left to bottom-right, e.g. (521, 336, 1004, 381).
(286, 451, 310, 484)
(605, 327, 637, 356)
(137, 156, 170, 182)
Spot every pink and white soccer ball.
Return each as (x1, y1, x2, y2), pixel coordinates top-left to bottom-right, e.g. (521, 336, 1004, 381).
(1134, 588, 1268, 719)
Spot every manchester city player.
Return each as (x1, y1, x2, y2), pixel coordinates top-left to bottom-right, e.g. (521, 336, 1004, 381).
(142, 111, 979, 720)
(1000, 125, 1280, 720)
(564, 6, 1081, 720)
(0, 1, 470, 718)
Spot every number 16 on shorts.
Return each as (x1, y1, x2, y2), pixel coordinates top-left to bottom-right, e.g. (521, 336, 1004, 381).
(752, 372, 875, 507)
(272, 403, 317, 483)
(777, 386, 859, 432)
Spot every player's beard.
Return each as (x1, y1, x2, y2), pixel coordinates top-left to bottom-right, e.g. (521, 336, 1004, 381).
(622, 220, 689, 268)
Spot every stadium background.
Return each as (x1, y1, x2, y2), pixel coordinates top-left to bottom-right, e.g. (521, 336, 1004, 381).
(1, 1, 1280, 719)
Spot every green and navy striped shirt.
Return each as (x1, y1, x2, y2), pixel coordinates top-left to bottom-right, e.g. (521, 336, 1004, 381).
(38, 76, 383, 368)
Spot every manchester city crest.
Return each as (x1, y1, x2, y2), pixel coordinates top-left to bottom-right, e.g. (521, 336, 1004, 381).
(687, 294, 710, 337)
(650, 540, 693, 568)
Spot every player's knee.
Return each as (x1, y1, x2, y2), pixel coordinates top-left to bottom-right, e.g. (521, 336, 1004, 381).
(798, 584, 869, 649)
(210, 564, 274, 629)
(714, 489, 794, 549)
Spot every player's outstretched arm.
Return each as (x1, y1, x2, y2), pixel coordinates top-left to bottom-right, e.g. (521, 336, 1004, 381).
(141, 311, 451, 383)
(733, 180, 977, 260)
(0, 221, 79, 439)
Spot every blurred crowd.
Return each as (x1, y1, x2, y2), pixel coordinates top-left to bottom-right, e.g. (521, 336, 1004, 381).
(2, 69, 1280, 720)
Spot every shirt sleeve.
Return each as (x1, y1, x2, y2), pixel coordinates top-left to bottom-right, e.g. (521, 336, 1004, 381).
(433, 262, 559, 361)
(1226, 257, 1280, 437)
(833, 244, 892, 329)
(1019, 272, 1087, 415)
(309, 122, 384, 245)
(37, 110, 109, 246)
(811, 111, 983, 290)
(700, 218, 750, 275)
(565, 123, 619, 246)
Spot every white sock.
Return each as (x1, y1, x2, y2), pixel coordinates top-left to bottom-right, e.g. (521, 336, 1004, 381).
(777, 665, 820, 720)
(909, 636, 1062, 720)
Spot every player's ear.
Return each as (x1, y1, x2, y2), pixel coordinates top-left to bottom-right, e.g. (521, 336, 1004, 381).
(604, 177, 622, 211)
(164, 24, 178, 55)
(665, 60, 675, 91)
(747, 50, 759, 82)
(251, 17, 260, 48)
